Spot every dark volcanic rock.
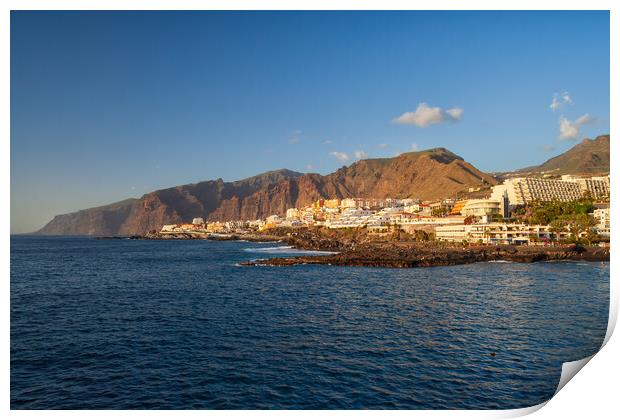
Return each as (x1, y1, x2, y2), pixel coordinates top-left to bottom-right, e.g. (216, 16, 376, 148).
(241, 244, 609, 268)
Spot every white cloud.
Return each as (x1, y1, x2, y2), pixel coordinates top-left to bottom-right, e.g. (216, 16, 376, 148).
(445, 108, 463, 120)
(329, 151, 349, 162)
(322, 139, 333, 145)
(377, 143, 388, 149)
(305, 164, 314, 170)
(393, 102, 463, 128)
(288, 130, 302, 144)
(575, 114, 594, 125)
(558, 114, 595, 140)
(354, 150, 368, 159)
(411, 143, 419, 151)
(550, 97, 561, 111)
(550, 91, 572, 111)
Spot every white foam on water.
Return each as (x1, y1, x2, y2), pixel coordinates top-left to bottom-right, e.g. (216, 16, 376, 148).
(243, 246, 338, 255)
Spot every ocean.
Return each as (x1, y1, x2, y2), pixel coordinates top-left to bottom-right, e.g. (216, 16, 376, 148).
(10, 236, 609, 409)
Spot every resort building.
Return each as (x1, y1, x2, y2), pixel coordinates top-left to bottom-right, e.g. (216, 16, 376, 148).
(434, 224, 469, 242)
(592, 207, 610, 236)
(435, 223, 567, 245)
(491, 175, 610, 207)
(449, 200, 468, 216)
(404, 203, 421, 213)
(561, 175, 610, 200)
(492, 177, 583, 205)
(461, 199, 501, 218)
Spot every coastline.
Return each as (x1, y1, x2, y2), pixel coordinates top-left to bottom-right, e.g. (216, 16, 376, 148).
(240, 243, 609, 268)
(103, 229, 610, 268)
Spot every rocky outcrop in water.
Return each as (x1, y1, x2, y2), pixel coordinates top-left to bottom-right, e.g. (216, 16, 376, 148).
(241, 243, 610, 268)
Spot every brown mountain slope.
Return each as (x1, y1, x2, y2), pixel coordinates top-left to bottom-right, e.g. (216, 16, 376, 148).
(505, 134, 610, 176)
(37, 148, 496, 235)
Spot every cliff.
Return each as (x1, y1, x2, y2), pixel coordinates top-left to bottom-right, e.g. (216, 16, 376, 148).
(37, 148, 496, 235)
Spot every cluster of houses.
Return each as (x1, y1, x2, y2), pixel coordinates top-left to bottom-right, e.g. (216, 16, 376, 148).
(159, 174, 610, 246)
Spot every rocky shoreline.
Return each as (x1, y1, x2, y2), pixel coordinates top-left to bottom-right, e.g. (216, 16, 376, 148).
(241, 243, 609, 268)
(103, 227, 610, 268)
(97, 232, 286, 242)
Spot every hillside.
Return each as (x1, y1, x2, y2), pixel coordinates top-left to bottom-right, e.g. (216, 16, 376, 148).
(37, 148, 495, 235)
(504, 134, 610, 177)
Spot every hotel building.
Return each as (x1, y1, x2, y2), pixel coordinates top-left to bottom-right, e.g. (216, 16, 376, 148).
(435, 223, 567, 245)
(490, 175, 610, 208)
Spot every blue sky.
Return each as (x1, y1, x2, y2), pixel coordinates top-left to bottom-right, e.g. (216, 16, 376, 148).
(11, 11, 610, 233)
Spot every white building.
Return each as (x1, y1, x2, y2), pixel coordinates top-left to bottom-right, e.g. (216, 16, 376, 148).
(492, 175, 610, 207)
(300, 209, 315, 224)
(404, 203, 421, 213)
(286, 208, 300, 220)
(592, 207, 610, 236)
(266, 214, 282, 224)
(192, 217, 205, 225)
(326, 207, 374, 229)
(436, 223, 566, 245)
(461, 199, 501, 218)
(340, 198, 357, 209)
(562, 175, 610, 199)
(161, 224, 179, 232)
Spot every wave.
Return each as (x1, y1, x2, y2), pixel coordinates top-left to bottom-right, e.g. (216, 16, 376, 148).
(244, 246, 294, 252)
(243, 246, 338, 255)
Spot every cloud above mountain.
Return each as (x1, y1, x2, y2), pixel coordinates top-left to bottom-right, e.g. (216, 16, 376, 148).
(550, 91, 572, 111)
(329, 151, 349, 162)
(393, 103, 463, 128)
(559, 114, 595, 140)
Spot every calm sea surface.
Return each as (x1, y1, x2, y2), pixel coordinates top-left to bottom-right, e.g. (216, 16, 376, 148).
(11, 236, 609, 409)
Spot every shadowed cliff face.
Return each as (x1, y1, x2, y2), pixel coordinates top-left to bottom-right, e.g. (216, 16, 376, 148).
(38, 149, 498, 235)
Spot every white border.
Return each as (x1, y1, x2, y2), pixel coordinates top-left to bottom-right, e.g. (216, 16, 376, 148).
(4, 1, 616, 419)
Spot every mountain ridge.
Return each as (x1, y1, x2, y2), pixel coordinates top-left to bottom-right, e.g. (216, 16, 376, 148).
(36, 137, 610, 236)
(37, 148, 494, 235)
(503, 134, 610, 176)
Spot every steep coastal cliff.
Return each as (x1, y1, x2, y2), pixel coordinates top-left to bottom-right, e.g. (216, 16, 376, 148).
(38, 148, 495, 235)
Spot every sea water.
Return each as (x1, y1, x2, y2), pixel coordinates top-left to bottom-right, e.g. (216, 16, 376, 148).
(10, 236, 609, 409)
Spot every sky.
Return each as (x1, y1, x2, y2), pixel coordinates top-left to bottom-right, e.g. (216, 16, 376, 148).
(10, 11, 610, 233)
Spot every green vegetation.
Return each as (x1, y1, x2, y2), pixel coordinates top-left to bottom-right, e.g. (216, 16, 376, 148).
(523, 198, 595, 225)
(521, 198, 599, 245)
(431, 206, 450, 217)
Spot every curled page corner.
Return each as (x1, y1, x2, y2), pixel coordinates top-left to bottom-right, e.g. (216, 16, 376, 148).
(554, 355, 595, 396)
(494, 401, 548, 418)
(496, 355, 597, 419)
(548, 285, 617, 400)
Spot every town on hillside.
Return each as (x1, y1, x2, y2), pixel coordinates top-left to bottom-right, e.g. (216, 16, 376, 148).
(157, 174, 610, 247)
